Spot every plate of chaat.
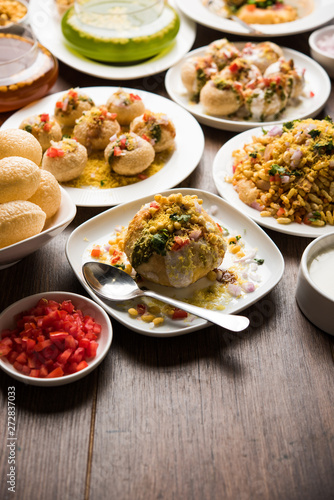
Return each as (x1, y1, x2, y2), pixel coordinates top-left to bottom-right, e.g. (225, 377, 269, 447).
(1, 86, 205, 207)
(213, 117, 334, 237)
(165, 39, 331, 132)
(66, 188, 284, 337)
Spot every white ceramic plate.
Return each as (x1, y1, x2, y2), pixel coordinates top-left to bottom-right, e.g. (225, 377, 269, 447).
(0, 292, 113, 386)
(165, 45, 331, 132)
(213, 127, 334, 238)
(66, 188, 284, 338)
(1, 86, 205, 207)
(0, 187, 76, 269)
(174, 0, 334, 37)
(28, 0, 196, 80)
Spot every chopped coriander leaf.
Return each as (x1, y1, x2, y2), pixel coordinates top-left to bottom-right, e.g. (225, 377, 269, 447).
(313, 140, 333, 155)
(151, 230, 169, 255)
(269, 164, 286, 176)
(236, 235, 241, 241)
(254, 258, 264, 265)
(261, 127, 268, 135)
(309, 129, 321, 138)
(169, 213, 191, 223)
(113, 263, 125, 270)
(249, 152, 257, 158)
(309, 211, 322, 222)
(324, 115, 333, 123)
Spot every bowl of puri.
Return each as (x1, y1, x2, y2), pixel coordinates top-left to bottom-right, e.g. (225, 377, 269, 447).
(61, 0, 180, 62)
(296, 233, 334, 336)
(0, 23, 58, 112)
(0, 128, 76, 269)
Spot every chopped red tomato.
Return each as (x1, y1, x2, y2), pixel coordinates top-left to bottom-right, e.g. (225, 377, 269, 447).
(246, 4, 256, 11)
(172, 308, 188, 320)
(0, 298, 102, 378)
(149, 201, 160, 210)
(91, 246, 101, 258)
(310, 91, 315, 98)
(43, 122, 52, 132)
(129, 93, 141, 101)
(141, 134, 151, 142)
(46, 147, 65, 158)
(113, 146, 122, 157)
(276, 207, 285, 217)
(171, 236, 190, 252)
(40, 113, 49, 122)
(120, 136, 127, 148)
(68, 89, 78, 99)
(229, 62, 239, 73)
(55, 101, 63, 108)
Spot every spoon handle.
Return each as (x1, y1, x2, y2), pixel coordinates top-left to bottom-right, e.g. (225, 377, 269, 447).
(143, 290, 250, 332)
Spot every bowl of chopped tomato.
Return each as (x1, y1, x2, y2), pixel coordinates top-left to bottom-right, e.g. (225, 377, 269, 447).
(0, 291, 113, 386)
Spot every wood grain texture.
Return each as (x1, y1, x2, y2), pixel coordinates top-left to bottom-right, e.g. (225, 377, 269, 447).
(1, 22, 334, 500)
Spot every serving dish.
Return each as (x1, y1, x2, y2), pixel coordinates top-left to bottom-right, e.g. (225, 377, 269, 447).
(0, 186, 76, 269)
(0, 291, 113, 386)
(174, 0, 334, 37)
(165, 44, 331, 132)
(28, 0, 196, 80)
(309, 25, 334, 79)
(66, 188, 284, 338)
(1, 86, 205, 207)
(212, 126, 334, 238)
(296, 233, 334, 335)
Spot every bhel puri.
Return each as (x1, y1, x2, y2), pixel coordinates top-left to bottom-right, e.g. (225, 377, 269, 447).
(42, 138, 88, 182)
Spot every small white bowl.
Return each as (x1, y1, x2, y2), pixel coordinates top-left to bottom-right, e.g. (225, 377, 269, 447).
(296, 233, 334, 336)
(0, 291, 113, 386)
(309, 25, 334, 78)
(0, 186, 76, 269)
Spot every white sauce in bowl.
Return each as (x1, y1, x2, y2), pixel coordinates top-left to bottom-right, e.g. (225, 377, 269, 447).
(309, 247, 334, 300)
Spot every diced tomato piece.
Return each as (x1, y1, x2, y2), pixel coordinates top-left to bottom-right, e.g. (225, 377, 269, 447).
(16, 352, 27, 364)
(43, 122, 52, 132)
(78, 338, 90, 349)
(129, 93, 141, 101)
(91, 246, 101, 258)
(310, 91, 315, 97)
(22, 365, 30, 375)
(57, 348, 73, 365)
(136, 303, 146, 315)
(276, 207, 285, 217)
(40, 113, 49, 122)
(47, 366, 64, 378)
(171, 236, 190, 252)
(76, 360, 88, 371)
(229, 62, 239, 73)
(35, 339, 52, 352)
(86, 340, 98, 358)
(30, 369, 40, 378)
(70, 347, 85, 363)
(246, 4, 256, 10)
(120, 136, 127, 148)
(56, 101, 63, 108)
(109, 112, 117, 120)
(13, 361, 23, 372)
(113, 146, 122, 156)
(46, 147, 65, 158)
(0, 344, 11, 356)
(39, 365, 48, 378)
(67, 362, 78, 374)
(172, 308, 188, 320)
(141, 134, 151, 142)
(149, 201, 160, 210)
(7, 351, 18, 364)
(49, 331, 69, 341)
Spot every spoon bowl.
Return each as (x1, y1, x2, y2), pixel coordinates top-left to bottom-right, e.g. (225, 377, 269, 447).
(83, 261, 250, 332)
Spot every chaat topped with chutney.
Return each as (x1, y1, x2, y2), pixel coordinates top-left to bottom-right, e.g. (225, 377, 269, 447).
(124, 193, 227, 288)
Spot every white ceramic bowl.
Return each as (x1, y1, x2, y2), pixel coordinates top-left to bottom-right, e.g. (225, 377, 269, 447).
(309, 25, 334, 78)
(0, 291, 113, 386)
(296, 233, 334, 336)
(0, 186, 76, 269)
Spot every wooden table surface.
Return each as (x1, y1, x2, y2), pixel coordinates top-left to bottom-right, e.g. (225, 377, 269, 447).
(1, 18, 334, 500)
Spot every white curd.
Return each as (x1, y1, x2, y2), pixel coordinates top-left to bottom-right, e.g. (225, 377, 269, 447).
(309, 248, 334, 300)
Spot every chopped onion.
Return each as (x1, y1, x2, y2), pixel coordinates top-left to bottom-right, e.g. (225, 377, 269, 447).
(241, 282, 255, 293)
(250, 201, 264, 211)
(281, 175, 290, 184)
(268, 125, 283, 137)
(227, 283, 242, 297)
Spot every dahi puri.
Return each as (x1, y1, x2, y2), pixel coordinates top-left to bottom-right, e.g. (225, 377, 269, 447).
(0, 201, 46, 249)
(0, 129, 42, 165)
(124, 193, 226, 288)
(0, 157, 41, 204)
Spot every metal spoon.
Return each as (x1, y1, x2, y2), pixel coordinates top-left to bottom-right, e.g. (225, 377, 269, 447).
(227, 14, 264, 35)
(82, 262, 250, 332)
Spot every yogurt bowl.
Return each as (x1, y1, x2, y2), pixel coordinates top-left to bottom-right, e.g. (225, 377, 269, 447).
(296, 232, 334, 335)
(309, 25, 334, 79)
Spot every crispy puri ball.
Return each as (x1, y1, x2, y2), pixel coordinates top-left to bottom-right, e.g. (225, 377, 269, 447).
(200, 77, 243, 116)
(0, 200, 46, 249)
(124, 193, 226, 288)
(130, 111, 176, 153)
(0, 128, 42, 165)
(106, 89, 145, 126)
(28, 170, 61, 219)
(181, 56, 218, 98)
(0, 156, 41, 204)
(242, 41, 284, 73)
(205, 38, 241, 71)
(73, 106, 121, 151)
(42, 138, 88, 182)
(104, 133, 155, 176)
(19, 113, 62, 151)
(54, 88, 95, 127)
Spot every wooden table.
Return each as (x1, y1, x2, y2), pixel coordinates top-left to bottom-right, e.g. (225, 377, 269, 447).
(1, 21, 334, 500)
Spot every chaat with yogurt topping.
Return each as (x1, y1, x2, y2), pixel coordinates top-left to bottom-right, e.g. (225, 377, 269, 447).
(106, 89, 145, 126)
(54, 88, 95, 127)
(104, 132, 155, 176)
(130, 111, 176, 153)
(124, 193, 227, 288)
(229, 117, 334, 226)
(73, 105, 121, 151)
(19, 113, 62, 152)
